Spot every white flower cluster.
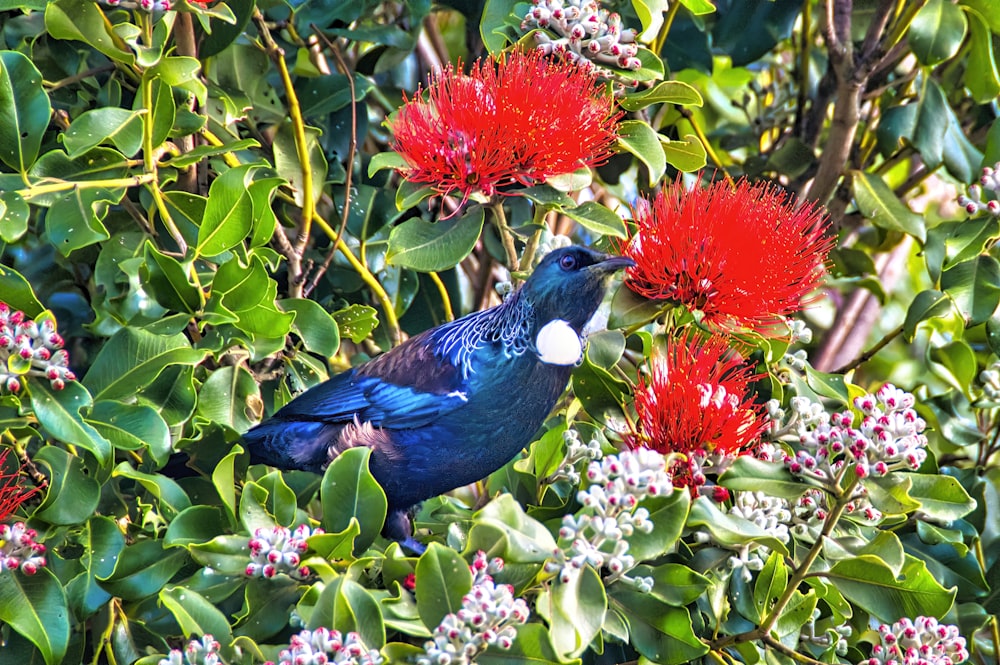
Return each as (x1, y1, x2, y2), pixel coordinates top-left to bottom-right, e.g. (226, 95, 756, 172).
(860, 617, 968, 665)
(417, 552, 530, 665)
(545, 429, 603, 485)
(775, 384, 927, 489)
(0, 522, 47, 575)
(522, 0, 642, 71)
(958, 163, 1000, 216)
(800, 608, 852, 656)
(979, 360, 1000, 400)
(722, 491, 791, 581)
(0, 303, 75, 393)
(158, 635, 222, 665)
(99, 0, 176, 11)
(245, 524, 323, 580)
(545, 448, 672, 591)
(265, 628, 382, 665)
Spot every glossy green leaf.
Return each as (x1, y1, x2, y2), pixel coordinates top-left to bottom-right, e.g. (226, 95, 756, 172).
(965, 10, 1000, 103)
(0, 265, 43, 317)
(906, 473, 977, 522)
(851, 171, 926, 243)
(45, 0, 133, 63)
(46, 186, 122, 255)
(320, 447, 387, 554)
(141, 241, 202, 313)
(752, 550, 788, 624)
(618, 120, 666, 186)
(940, 255, 1000, 326)
(804, 366, 850, 404)
(280, 298, 340, 357)
(30, 381, 112, 467)
(687, 496, 788, 555)
(387, 206, 485, 271)
(610, 590, 707, 665)
(562, 201, 627, 238)
(627, 490, 690, 562)
(113, 462, 191, 519)
(0, 51, 51, 172)
(88, 400, 171, 464)
(273, 122, 327, 207)
(333, 304, 379, 343)
(196, 365, 261, 433)
(0, 568, 69, 665)
(188, 534, 254, 576)
(33, 446, 101, 525)
(63, 108, 143, 158)
(823, 555, 955, 621)
(160, 586, 235, 659)
(719, 457, 806, 499)
(910, 0, 968, 65)
(308, 576, 385, 649)
(197, 166, 254, 257)
(928, 340, 977, 398)
(83, 328, 209, 402)
(607, 283, 665, 330)
(98, 539, 187, 601)
(633, 563, 711, 607)
(661, 134, 708, 172)
(65, 516, 125, 618)
(415, 543, 473, 629)
(542, 565, 606, 658)
(619, 81, 704, 111)
(0, 190, 29, 242)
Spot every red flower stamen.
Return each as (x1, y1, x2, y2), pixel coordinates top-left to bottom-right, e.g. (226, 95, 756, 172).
(0, 449, 40, 523)
(626, 334, 768, 487)
(619, 176, 833, 335)
(391, 49, 621, 203)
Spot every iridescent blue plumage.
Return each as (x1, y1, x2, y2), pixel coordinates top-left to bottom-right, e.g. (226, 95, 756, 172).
(243, 246, 633, 543)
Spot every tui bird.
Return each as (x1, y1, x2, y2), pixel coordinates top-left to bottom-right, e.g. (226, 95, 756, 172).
(243, 246, 633, 546)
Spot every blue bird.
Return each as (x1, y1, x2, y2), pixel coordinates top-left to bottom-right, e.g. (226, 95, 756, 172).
(243, 246, 633, 546)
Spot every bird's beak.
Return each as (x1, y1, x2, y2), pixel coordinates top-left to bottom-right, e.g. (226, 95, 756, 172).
(592, 254, 636, 274)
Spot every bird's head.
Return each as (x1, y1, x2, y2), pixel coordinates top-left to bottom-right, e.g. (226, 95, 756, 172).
(520, 245, 635, 331)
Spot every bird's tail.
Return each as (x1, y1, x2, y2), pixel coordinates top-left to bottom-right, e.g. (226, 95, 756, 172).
(243, 418, 339, 474)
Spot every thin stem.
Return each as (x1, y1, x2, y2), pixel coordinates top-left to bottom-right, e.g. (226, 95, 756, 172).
(428, 271, 454, 322)
(678, 107, 733, 185)
(761, 635, 827, 665)
(18, 174, 156, 199)
(832, 323, 904, 374)
(490, 200, 520, 274)
(254, 9, 315, 288)
(652, 1, 682, 55)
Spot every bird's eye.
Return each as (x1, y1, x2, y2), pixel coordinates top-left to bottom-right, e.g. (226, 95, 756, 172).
(559, 254, 578, 271)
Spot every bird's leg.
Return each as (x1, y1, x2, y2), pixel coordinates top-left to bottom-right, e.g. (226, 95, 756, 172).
(384, 506, 426, 555)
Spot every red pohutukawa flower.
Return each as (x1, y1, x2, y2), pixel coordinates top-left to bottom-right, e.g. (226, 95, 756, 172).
(619, 177, 833, 334)
(390, 49, 621, 202)
(0, 449, 39, 523)
(625, 334, 769, 487)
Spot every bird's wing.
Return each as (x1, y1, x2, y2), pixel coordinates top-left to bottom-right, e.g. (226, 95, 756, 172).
(272, 333, 470, 430)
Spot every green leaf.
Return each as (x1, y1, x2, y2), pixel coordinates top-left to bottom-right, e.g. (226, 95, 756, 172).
(33, 446, 101, 525)
(188, 534, 254, 576)
(804, 366, 850, 405)
(928, 340, 977, 398)
(46, 186, 122, 256)
(851, 171, 926, 243)
(518, 185, 575, 208)
(30, 381, 112, 467)
(0, 51, 51, 172)
(607, 283, 665, 330)
(88, 400, 172, 464)
(273, 122, 327, 208)
(910, 0, 968, 66)
(687, 496, 788, 555)
(308, 576, 385, 650)
(320, 447, 387, 554)
(415, 543, 473, 629)
(965, 9, 1000, 103)
(0, 265, 43, 316)
(197, 166, 254, 257)
(940, 255, 1000, 326)
(617, 120, 666, 186)
(0, 568, 69, 665)
(63, 108, 143, 158)
(65, 516, 125, 618)
(160, 587, 236, 659)
(395, 179, 436, 210)
(45, 0, 133, 63)
(823, 554, 956, 621)
(0, 190, 29, 243)
(141, 241, 202, 313)
(480, 0, 519, 53)
(719, 457, 806, 499)
(903, 290, 955, 340)
(367, 150, 408, 177)
(196, 365, 261, 433)
(610, 590, 707, 665)
(98, 539, 188, 601)
(905, 473, 977, 522)
(632, 563, 710, 607)
(541, 565, 606, 658)
(752, 551, 788, 624)
(112, 462, 191, 520)
(661, 134, 708, 172)
(562, 201, 627, 238)
(280, 298, 340, 357)
(387, 206, 485, 271)
(333, 304, 379, 343)
(627, 490, 690, 562)
(83, 328, 209, 402)
(619, 81, 704, 111)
